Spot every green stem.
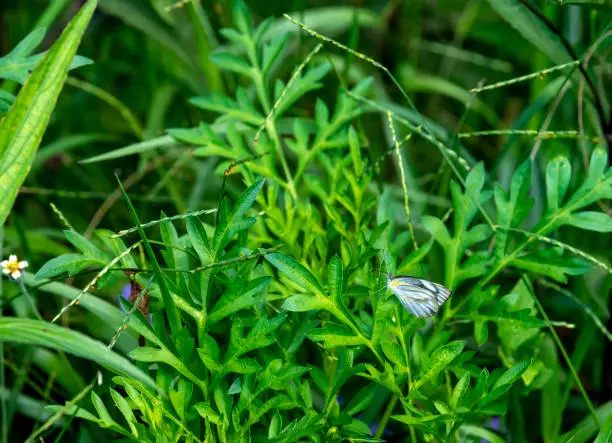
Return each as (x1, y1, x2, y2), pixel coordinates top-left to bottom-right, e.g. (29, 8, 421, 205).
(375, 394, 398, 438)
(520, 274, 599, 428)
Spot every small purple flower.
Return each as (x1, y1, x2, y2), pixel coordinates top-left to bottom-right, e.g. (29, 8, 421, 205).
(121, 284, 131, 300)
(481, 416, 501, 443)
(120, 283, 152, 322)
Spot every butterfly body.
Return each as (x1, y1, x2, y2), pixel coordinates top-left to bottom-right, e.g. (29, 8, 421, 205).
(386, 274, 451, 318)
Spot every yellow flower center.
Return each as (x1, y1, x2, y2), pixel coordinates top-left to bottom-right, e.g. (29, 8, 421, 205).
(5, 261, 20, 274)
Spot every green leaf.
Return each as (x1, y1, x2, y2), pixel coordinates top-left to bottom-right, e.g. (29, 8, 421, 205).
(195, 402, 222, 425)
(232, 0, 253, 35)
(0, 0, 98, 226)
(494, 158, 533, 262)
(35, 254, 103, 279)
(344, 384, 376, 416)
(559, 399, 612, 443)
(381, 339, 408, 369)
(117, 180, 182, 337)
(485, 0, 572, 64)
(510, 248, 592, 283)
(561, 211, 612, 232)
(595, 414, 612, 443)
(129, 346, 204, 390)
(493, 360, 532, 390)
(0, 28, 91, 84)
(414, 341, 465, 389)
(282, 294, 330, 312)
(109, 389, 138, 436)
(306, 322, 363, 348)
(328, 255, 343, 306)
(266, 252, 325, 296)
(422, 216, 451, 248)
(213, 179, 264, 255)
(186, 216, 212, 263)
(64, 230, 106, 260)
(210, 52, 253, 77)
(0, 318, 156, 390)
(225, 358, 261, 374)
(546, 156, 572, 214)
(451, 373, 470, 410)
(208, 277, 270, 324)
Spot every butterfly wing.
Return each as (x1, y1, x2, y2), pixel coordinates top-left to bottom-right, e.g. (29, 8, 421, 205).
(388, 276, 451, 318)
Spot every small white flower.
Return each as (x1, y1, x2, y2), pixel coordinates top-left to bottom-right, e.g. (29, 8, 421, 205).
(1, 255, 28, 279)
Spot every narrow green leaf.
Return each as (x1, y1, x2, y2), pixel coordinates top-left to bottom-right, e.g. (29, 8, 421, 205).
(328, 255, 343, 306)
(266, 252, 324, 296)
(546, 156, 572, 213)
(117, 180, 182, 337)
(0, 318, 156, 390)
(0, 0, 98, 226)
(485, 0, 571, 64)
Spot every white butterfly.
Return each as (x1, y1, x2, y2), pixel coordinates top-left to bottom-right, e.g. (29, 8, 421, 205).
(386, 274, 451, 318)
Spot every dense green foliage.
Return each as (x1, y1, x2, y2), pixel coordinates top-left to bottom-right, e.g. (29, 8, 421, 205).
(1, 0, 612, 441)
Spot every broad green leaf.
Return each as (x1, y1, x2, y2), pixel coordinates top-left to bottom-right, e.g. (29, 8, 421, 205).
(485, 0, 572, 64)
(282, 294, 330, 312)
(493, 360, 532, 390)
(0, 318, 156, 390)
(344, 384, 376, 416)
(561, 211, 612, 232)
(306, 323, 362, 348)
(0, 0, 98, 226)
(414, 341, 465, 389)
(381, 339, 408, 369)
(266, 252, 324, 296)
(35, 254, 103, 279)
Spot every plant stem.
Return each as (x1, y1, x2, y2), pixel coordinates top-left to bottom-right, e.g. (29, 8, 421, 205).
(375, 394, 398, 439)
